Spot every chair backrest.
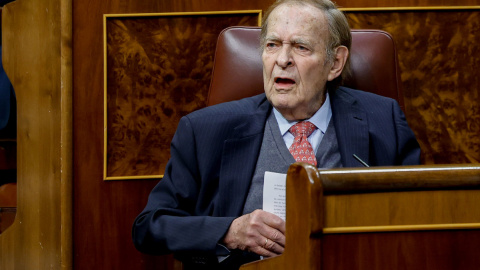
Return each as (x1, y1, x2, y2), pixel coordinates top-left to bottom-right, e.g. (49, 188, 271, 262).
(207, 26, 404, 109)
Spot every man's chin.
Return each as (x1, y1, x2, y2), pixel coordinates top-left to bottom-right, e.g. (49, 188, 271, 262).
(273, 85, 295, 93)
(271, 100, 293, 113)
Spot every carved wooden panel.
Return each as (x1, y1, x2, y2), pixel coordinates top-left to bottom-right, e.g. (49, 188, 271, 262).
(104, 12, 260, 179)
(346, 9, 480, 164)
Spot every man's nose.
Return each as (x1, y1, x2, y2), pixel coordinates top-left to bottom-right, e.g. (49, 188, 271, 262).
(276, 45, 294, 68)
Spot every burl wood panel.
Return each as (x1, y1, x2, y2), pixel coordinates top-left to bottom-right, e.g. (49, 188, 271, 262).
(346, 11, 480, 164)
(106, 14, 259, 178)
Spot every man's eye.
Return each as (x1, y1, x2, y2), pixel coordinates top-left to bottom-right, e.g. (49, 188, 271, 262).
(296, 45, 308, 51)
(266, 42, 276, 48)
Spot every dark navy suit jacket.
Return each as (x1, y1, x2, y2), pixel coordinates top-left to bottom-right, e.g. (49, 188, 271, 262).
(132, 87, 421, 259)
(0, 45, 15, 132)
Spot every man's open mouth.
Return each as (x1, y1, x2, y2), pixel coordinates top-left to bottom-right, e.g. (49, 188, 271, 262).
(275, 77, 296, 85)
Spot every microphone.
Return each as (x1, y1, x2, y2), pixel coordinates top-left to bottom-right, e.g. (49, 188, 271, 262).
(353, 154, 369, 167)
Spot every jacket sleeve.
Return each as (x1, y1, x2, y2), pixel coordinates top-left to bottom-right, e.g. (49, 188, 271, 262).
(132, 115, 235, 256)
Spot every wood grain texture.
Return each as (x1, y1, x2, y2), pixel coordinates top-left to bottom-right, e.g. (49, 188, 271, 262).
(319, 164, 480, 227)
(1, 0, 479, 269)
(319, 164, 480, 193)
(105, 13, 259, 178)
(73, 1, 480, 270)
(346, 10, 480, 164)
(324, 190, 480, 227)
(322, 230, 480, 270)
(242, 163, 480, 270)
(0, 0, 73, 269)
(73, 1, 270, 269)
(335, 0, 480, 8)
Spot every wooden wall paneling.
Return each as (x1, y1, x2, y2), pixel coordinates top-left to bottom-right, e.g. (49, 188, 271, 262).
(73, 1, 480, 270)
(322, 230, 480, 270)
(345, 10, 480, 164)
(104, 12, 260, 180)
(73, 1, 270, 269)
(335, 0, 480, 8)
(0, 0, 73, 269)
(111, 0, 480, 11)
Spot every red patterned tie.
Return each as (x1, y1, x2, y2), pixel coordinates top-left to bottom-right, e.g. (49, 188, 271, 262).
(289, 121, 317, 166)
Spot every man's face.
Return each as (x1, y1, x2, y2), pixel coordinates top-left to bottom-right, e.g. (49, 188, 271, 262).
(262, 4, 336, 121)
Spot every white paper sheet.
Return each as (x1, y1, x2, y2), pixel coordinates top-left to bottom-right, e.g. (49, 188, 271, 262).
(262, 171, 287, 221)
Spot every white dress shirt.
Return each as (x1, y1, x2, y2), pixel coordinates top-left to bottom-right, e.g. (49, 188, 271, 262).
(273, 92, 332, 154)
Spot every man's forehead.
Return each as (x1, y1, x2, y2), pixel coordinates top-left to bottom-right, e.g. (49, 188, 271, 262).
(265, 9, 328, 45)
(270, 2, 326, 20)
(267, 4, 328, 32)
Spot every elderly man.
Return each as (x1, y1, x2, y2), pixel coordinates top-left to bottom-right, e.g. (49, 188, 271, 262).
(132, 0, 421, 269)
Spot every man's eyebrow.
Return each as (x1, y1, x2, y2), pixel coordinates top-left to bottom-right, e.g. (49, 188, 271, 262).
(265, 36, 313, 46)
(265, 36, 281, 42)
(290, 38, 312, 47)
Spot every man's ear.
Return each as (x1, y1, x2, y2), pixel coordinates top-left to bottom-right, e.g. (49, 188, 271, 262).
(327, 46, 349, 81)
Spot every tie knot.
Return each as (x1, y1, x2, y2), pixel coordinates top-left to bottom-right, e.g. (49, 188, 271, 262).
(289, 121, 317, 137)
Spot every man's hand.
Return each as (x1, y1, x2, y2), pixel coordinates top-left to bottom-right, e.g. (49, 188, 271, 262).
(222, 209, 286, 257)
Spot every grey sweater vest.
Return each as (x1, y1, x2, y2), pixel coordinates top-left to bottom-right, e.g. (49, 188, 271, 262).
(242, 112, 342, 215)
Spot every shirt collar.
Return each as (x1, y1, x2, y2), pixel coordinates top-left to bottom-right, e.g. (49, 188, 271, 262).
(273, 92, 332, 136)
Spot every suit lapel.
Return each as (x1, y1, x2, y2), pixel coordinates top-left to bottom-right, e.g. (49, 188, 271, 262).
(215, 97, 272, 217)
(331, 88, 370, 167)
